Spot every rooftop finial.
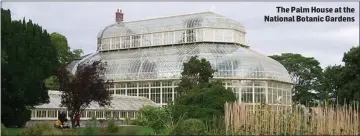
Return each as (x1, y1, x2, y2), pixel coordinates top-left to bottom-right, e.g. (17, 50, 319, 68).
(115, 9, 124, 23)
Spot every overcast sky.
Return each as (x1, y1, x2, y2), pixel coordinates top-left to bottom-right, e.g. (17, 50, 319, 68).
(2, 2, 359, 68)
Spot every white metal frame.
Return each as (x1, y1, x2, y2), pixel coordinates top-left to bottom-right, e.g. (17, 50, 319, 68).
(98, 28, 247, 51)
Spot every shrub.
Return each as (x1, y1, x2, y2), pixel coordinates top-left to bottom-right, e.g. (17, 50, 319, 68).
(134, 105, 168, 134)
(21, 123, 56, 136)
(79, 116, 97, 135)
(124, 117, 132, 125)
(119, 126, 143, 135)
(106, 118, 118, 134)
(174, 118, 206, 135)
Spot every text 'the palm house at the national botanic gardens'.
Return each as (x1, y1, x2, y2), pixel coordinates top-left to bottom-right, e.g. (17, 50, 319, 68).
(69, 9, 293, 107)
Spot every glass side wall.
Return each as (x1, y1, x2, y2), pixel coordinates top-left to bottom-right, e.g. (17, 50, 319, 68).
(100, 43, 292, 83)
(98, 28, 246, 51)
(31, 109, 138, 120)
(107, 80, 292, 106)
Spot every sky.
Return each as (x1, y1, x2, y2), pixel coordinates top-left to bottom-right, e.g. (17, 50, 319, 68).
(2, 2, 359, 68)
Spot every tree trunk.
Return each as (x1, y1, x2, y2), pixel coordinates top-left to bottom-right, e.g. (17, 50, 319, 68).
(70, 115, 75, 128)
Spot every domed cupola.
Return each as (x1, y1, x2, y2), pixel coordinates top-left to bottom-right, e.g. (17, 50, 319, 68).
(97, 9, 135, 51)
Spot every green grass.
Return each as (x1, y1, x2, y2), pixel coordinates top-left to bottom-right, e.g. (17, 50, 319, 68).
(3, 126, 154, 135)
(3, 128, 23, 136)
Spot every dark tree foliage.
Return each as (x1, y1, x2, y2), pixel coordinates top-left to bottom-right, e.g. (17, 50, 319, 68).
(319, 46, 360, 105)
(319, 65, 344, 104)
(50, 32, 83, 65)
(133, 105, 168, 134)
(173, 81, 236, 122)
(1, 8, 59, 127)
(171, 56, 236, 124)
(56, 60, 112, 128)
(339, 46, 360, 104)
(269, 53, 323, 106)
(177, 56, 216, 95)
(45, 33, 84, 90)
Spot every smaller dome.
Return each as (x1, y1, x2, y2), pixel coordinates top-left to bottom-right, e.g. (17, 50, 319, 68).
(97, 12, 246, 40)
(97, 23, 134, 39)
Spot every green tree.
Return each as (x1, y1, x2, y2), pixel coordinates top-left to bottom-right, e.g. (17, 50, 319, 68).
(174, 81, 236, 121)
(50, 32, 83, 65)
(1, 8, 59, 127)
(338, 45, 360, 104)
(45, 33, 83, 90)
(172, 56, 236, 124)
(319, 65, 344, 104)
(177, 56, 216, 95)
(71, 49, 83, 59)
(269, 53, 323, 105)
(319, 45, 360, 105)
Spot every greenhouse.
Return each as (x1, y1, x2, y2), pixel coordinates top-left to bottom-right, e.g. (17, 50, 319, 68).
(32, 9, 293, 121)
(30, 91, 157, 121)
(71, 9, 293, 106)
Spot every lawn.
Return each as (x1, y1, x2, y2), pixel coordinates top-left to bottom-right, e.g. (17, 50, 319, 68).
(3, 125, 154, 136)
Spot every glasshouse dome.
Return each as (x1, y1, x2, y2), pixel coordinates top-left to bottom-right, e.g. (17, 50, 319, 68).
(72, 10, 293, 107)
(30, 9, 293, 123)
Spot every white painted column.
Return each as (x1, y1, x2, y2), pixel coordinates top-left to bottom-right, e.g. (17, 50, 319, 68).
(203, 28, 206, 41)
(151, 34, 154, 46)
(172, 81, 175, 102)
(110, 38, 113, 50)
(140, 35, 143, 47)
(125, 83, 128, 96)
(184, 30, 187, 43)
(148, 82, 151, 100)
(231, 30, 234, 42)
(239, 82, 242, 104)
(212, 29, 215, 41)
(136, 83, 139, 97)
(173, 31, 176, 44)
(252, 81, 256, 112)
(34, 110, 37, 118)
(130, 36, 133, 48)
(114, 84, 117, 95)
(195, 29, 198, 41)
(265, 81, 269, 104)
(94, 111, 97, 119)
(160, 81, 163, 106)
(103, 111, 105, 119)
(222, 29, 225, 42)
(252, 81, 255, 104)
(162, 31, 165, 45)
(119, 37, 122, 49)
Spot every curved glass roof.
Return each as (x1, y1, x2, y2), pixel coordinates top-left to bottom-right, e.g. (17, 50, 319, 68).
(34, 91, 158, 110)
(98, 12, 246, 39)
(70, 43, 292, 83)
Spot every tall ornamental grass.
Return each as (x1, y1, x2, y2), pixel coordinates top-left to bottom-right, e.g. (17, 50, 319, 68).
(225, 102, 360, 135)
